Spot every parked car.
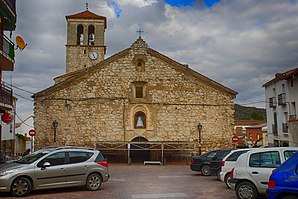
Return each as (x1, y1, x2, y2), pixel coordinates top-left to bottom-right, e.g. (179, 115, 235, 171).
(0, 146, 109, 197)
(266, 152, 298, 199)
(220, 148, 251, 188)
(190, 150, 221, 176)
(229, 147, 298, 199)
(210, 149, 232, 179)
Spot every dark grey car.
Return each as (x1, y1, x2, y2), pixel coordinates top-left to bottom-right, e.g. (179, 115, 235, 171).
(0, 147, 109, 197)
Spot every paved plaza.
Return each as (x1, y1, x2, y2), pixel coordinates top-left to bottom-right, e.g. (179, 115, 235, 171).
(0, 164, 237, 199)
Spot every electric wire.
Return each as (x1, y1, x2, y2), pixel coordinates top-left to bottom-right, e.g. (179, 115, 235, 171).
(2, 81, 35, 94)
(15, 113, 34, 128)
(13, 93, 34, 102)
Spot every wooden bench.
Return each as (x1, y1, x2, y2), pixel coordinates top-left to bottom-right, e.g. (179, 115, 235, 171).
(144, 161, 162, 165)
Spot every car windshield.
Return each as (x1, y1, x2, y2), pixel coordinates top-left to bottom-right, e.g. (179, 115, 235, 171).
(15, 152, 48, 164)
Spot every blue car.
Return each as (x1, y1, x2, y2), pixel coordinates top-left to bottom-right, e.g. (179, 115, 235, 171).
(266, 152, 298, 199)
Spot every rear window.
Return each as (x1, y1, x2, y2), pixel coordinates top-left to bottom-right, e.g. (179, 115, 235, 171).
(284, 151, 297, 160)
(249, 151, 281, 168)
(212, 150, 231, 161)
(69, 151, 93, 164)
(207, 151, 218, 158)
(226, 150, 249, 161)
(95, 152, 105, 162)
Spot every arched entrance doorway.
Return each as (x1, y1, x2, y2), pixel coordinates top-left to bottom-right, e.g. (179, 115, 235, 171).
(130, 136, 150, 163)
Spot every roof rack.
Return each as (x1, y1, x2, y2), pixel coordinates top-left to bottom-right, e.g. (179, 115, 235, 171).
(43, 146, 95, 150)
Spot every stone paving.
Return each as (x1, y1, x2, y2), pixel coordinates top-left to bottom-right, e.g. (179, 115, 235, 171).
(0, 164, 238, 199)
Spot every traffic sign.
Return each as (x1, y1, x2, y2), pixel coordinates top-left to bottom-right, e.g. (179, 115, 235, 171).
(29, 129, 36, 137)
(232, 135, 239, 143)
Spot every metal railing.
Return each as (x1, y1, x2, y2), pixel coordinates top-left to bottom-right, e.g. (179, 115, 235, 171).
(282, 123, 288, 133)
(278, 93, 286, 106)
(1, 33, 15, 60)
(0, 84, 13, 106)
(272, 124, 278, 136)
(269, 97, 276, 108)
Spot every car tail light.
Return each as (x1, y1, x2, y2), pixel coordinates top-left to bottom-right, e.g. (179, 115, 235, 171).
(96, 161, 108, 168)
(268, 180, 275, 188)
(221, 161, 225, 167)
(191, 159, 194, 165)
(230, 168, 234, 179)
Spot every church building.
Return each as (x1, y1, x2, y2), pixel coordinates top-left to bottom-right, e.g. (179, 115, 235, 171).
(33, 8, 237, 163)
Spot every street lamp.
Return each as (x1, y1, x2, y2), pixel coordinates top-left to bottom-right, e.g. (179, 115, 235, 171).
(197, 123, 203, 155)
(51, 120, 58, 143)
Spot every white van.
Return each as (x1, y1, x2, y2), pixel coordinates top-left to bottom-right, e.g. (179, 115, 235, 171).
(229, 147, 298, 199)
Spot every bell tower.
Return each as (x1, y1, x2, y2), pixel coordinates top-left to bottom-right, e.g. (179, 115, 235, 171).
(65, 7, 107, 73)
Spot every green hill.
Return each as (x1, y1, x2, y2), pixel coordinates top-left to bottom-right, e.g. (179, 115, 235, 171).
(235, 104, 266, 121)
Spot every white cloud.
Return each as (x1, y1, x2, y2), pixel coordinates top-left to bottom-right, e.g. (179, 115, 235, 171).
(4, 0, 298, 123)
(114, 0, 157, 8)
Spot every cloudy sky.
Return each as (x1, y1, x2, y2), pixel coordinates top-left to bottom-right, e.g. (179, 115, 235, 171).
(3, 0, 298, 127)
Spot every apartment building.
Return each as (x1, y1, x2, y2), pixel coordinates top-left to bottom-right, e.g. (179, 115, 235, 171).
(263, 68, 298, 147)
(0, 0, 16, 155)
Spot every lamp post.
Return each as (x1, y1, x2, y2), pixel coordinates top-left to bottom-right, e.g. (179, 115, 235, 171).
(52, 120, 58, 143)
(197, 123, 203, 155)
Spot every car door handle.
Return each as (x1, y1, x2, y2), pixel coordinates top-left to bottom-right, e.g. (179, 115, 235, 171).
(252, 171, 258, 174)
(60, 168, 66, 172)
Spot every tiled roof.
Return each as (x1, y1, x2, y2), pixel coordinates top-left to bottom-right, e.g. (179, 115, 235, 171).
(263, 67, 298, 87)
(234, 120, 266, 126)
(66, 10, 107, 28)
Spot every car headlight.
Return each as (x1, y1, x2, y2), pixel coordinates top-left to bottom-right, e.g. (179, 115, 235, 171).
(0, 169, 20, 176)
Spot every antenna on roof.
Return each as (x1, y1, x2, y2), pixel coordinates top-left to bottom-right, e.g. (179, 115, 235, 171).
(86, 2, 89, 10)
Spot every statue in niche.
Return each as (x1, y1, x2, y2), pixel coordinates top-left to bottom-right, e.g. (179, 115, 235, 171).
(136, 114, 144, 127)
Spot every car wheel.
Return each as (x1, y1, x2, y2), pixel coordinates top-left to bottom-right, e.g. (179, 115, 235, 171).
(201, 165, 211, 176)
(236, 181, 258, 199)
(85, 173, 102, 191)
(282, 196, 298, 199)
(10, 177, 32, 197)
(224, 172, 231, 189)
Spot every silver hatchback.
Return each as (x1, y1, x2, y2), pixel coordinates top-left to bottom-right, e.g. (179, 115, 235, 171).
(0, 147, 109, 197)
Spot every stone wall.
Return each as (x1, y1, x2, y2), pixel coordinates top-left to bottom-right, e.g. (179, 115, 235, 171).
(34, 38, 236, 152)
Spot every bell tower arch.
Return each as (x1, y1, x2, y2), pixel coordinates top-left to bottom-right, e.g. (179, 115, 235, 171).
(65, 8, 107, 73)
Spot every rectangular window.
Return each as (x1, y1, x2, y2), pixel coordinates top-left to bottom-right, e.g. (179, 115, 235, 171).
(69, 152, 93, 163)
(249, 151, 281, 168)
(136, 87, 143, 98)
(284, 151, 297, 160)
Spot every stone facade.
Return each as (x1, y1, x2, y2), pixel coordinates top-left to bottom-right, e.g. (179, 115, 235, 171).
(33, 37, 237, 152)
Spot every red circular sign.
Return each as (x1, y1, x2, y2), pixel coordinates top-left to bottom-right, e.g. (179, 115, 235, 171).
(29, 129, 36, 136)
(232, 135, 239, 143)
(1, 112, 12, 124)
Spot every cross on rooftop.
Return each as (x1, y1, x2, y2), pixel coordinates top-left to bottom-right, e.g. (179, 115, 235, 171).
(136, 29, 144, 38)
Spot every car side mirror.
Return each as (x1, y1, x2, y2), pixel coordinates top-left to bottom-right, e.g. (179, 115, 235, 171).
(41, 162, 51, 170)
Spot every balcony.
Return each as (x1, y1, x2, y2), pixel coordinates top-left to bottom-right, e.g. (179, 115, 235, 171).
(282, 123, 288, 133)
(269, 97, 276, 108)
(289, 114, 298, 122)
(272, 124, 278, 136)
(0, 84, 13, 107)
(5, 0, 16, 12)
(1, 0, 16, 15)
(0, 33, 15, 71)
(278, 93, 286, 106)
